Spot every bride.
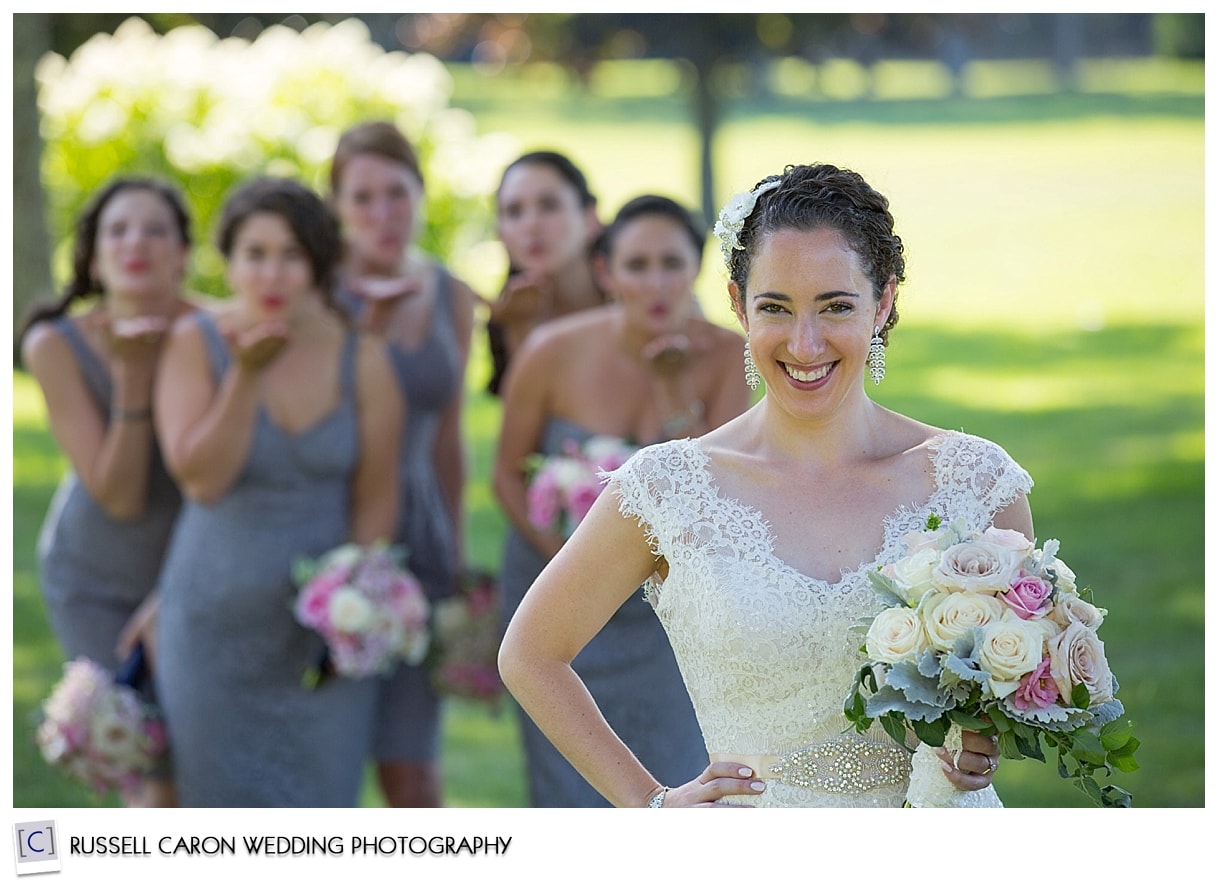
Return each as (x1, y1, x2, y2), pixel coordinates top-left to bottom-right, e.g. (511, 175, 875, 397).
(498, 163, 1026, 807)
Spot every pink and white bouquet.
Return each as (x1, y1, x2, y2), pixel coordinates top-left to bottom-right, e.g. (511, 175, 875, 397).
(36, 658, 168, 798)
(292, 542, 430, 686)
(844, 514, 1139, 807)
(525, 436, 636, 537)
(429, 569, 506, 710)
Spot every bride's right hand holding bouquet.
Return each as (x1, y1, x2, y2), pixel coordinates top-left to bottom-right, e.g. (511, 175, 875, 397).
(845, 513, 1140, 807)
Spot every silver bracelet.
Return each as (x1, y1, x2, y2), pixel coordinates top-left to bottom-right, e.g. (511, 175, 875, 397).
(646, 786, 668, 808)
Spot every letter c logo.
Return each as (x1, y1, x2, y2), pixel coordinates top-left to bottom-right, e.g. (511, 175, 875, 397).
(25, 830, 45, 853)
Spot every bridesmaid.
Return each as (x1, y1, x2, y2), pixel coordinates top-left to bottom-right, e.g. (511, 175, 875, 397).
(328, 120, 477, 807)
(151, 177, 403, 806)
(485, 150, 605, 395)
(492, 194, 751, 806)
(18, 177, 202, 807)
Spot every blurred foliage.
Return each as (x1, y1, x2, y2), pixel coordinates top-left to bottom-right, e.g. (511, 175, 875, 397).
(35, 16, 518, 299)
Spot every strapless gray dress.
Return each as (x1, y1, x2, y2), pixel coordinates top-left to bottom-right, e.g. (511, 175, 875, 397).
(153, 312, 378, 806)
(499, 417, 707, 807)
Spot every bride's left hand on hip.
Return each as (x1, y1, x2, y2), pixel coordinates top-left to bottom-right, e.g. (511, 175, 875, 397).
(662, 761, 766, 807)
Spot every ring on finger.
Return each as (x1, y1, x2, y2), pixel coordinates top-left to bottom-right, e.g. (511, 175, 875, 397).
(984, 756, 998, 774)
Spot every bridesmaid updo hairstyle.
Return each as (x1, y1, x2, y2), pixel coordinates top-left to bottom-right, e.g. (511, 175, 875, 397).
(600, 194, 706, 262)
(329, 120, 424, 195)
(217, 177, 342, 301)
(16, 177, 193, 351)
(727, 163, 906, 344)
(497, 150, 597, 211)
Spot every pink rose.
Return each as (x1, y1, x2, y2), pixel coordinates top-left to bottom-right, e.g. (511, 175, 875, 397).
(1011, 655, 1060, 710)
(566, 478, 603, 527)
(526, 468, 561, 531)
(1003, 573, 1054, 620)
(296, 572, 345, 627)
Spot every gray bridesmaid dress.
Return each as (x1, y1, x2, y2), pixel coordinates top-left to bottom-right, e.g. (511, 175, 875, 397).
(36, 317, 181, 690)
(153, 312, 378, 807)
(337, 268, 462, 764)
(500, 417, 707, 807)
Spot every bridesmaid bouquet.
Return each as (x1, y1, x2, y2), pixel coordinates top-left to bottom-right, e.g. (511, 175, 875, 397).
(36, 656, 168, 798)
(292, 542, 430, 686)
(844, 514, 1140, 807)
(429, 569, 506, 710)
(525, 436, 636, 537)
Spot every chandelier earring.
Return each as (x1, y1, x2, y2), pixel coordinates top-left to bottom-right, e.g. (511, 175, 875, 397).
(743, 339, 761, 391)
(867, 327, 886, 385)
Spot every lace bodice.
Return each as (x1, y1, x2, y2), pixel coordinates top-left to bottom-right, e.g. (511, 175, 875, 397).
(608, 431, 1032, 807)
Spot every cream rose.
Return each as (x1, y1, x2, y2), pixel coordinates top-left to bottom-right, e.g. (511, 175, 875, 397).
(1048, 593, 1106, 631)
(865, 607, 930, 664)
(328, 587, 376, 633)
(980, 526, 1035, 555)
(1049, 557, 1078, 593)
(1048, 621, 1114, 706)
(922, 590, 1005, 651)
(881, 546, 941, 605)
(977, 619, 1045, 698)
(933, 539, 1024, 594)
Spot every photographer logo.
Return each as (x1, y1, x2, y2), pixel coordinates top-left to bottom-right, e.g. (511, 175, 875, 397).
(11, 821, 61, 876)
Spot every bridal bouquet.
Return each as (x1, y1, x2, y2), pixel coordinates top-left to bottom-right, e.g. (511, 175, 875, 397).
(292, 542, 430, 686)
(36, 657, 168, 798)
(844, 514, 1139, 807)
(525, 436, 636, 537)
(429, 569, 506, 710)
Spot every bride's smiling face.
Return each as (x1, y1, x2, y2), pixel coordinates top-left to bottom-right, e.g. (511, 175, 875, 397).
(734, 226, 893, 418)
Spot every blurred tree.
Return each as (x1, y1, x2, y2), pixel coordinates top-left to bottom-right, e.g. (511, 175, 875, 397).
(30, 17, 514, 304)
(13, 13, 54, 339)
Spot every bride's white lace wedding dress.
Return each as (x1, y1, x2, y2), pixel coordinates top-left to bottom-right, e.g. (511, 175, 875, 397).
(608, 431, 1033, 807)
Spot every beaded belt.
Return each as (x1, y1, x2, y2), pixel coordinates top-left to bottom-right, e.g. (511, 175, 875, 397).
(710, 738, 908, 794)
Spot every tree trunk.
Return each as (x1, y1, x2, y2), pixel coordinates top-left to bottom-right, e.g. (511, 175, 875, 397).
(13, 12, 54, 353)
(692, 57, 718, 231)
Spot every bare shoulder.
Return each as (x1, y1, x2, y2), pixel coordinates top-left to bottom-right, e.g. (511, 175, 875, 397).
(19, 317, 69, 369)
(517, 304, 613, 361)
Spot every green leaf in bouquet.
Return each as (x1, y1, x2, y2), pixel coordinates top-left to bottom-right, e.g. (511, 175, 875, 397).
(879, 714, 912, 752)
(1070, 729, 1108, 766)
(1099, 785, 1133, 808)
(947, 708, 992, 734)
(911, 716, 948, 748)
(1108, 741, 1141, 773)
(865, 685, 945, 722)
(924, 512, 942, 531)
(1076, 775, 1104, 806)
(291, 556, 320, 586)
(865, 569, 907, 607)
(884, 660, 949, 709)
(1011, 722, 1046, 762)
(997, 729, 1025, 761)
(1099, 718, 1135, 752)
(521, 452, 548, 479)
(1070, 682, 1091, 710)
(987, 704, 1014, 733)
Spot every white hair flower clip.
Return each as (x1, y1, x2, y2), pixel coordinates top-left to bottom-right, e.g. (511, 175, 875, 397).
(713, 177, 783, 266)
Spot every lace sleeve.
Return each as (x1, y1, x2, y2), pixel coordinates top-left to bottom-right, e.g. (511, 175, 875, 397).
(603, 440, 694, 606)
(933, 433, 1034, 531)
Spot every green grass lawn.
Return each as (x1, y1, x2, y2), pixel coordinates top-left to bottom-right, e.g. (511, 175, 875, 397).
(11, 58, 1203, 808)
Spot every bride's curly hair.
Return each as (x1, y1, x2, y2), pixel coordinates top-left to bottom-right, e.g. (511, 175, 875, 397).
(727, 163, 906, 344)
